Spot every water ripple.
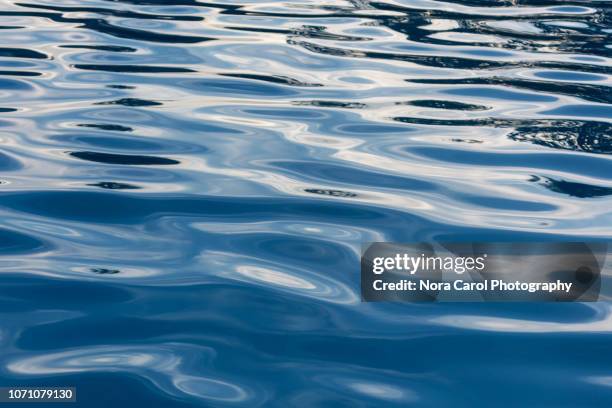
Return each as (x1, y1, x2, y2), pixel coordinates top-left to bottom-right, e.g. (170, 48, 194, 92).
(1, 0, 612, 406)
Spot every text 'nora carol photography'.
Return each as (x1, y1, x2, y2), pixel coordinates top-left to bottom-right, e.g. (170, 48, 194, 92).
(360, 242, 608, 302)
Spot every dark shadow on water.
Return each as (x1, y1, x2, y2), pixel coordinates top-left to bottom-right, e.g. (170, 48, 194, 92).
(73, 64, 195, 73)
(292, 100, 367, 109)
(509, 121, 612, 155)
(531, 175, 612, 198)
(60, 44, 138, 53)
(452, 138, 483, 144)
(0, 70, 41, 76)
(220, 73, 323, 87)
(0, 47, 48, 59)
(393, 116, 612, 155)
(0, 228, 48, 254)
(304, 188, 357, 198)
(69, 151, 180, 165)
(90, 268, 121, 275)
(399, 99, 490, 111)
(88, 182, 141, 190)
(408, 78, 612, 105)
(77, 124, 134, 132)
(106, 84, 135, 89)
(95, 98, 163, 107)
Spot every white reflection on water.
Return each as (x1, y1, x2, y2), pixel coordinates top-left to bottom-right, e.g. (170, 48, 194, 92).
(432, 303, 612, 333)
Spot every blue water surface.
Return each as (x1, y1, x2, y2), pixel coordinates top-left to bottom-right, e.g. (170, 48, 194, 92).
(0, 0, 612, 406)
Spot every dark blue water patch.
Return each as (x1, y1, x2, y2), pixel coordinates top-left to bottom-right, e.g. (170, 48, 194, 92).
(393, 116, 542, 127)
(407, 146, 612, 178)
(69, 151, 180, 165)
(87, 181, 141, 190)
(0, 191, 438, 234)
(95, 98, 163, 107)
(77, 123, 134, 132)
(90, 267, 121, 274)
(60, 44, 138, 53)
(542, 104, 612, 119)
(0, 47, 48, 59)
(0, 151, 22, 171)
(572, 56, 606, 63)
(292, 100, 367, 109)
(0, 107, 17, 112)
(73, 64, 196, 73)
(0, 275, 133, 310)
(10, 284, 365, 351)
(508, 121, 612, 155)
(303, 188, 357, 198)
(0, 228, 48, 254)
(0, 70, 41, 76)
(180, 78, 298, 97)
(0, 60, 34, 68)
(107, 84, 135, 89)
(530, 176, 612, 198)
(17, 315, 183, 349)
(228, 26, 289, 35)
(0, 78, 33, 90)
(549, 6, 591, 13)
(271, 160, 435, 191)
(393, 119, 612, 157)
(443, 87, 558, 102)
(409, 77, 612, 104)
(294, 25, 372, 41)
(233, 235, 353, 269)
(293, 39, 517, 70)
(400, 100, 489, 111)
(10, 285, 336, 347)
(220, 73, 323, 87)
(455, 194, 557, 212)
(452, 138, 483, 144)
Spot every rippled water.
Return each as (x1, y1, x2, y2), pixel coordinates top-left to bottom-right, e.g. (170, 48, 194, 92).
(1, 0, 611, 406)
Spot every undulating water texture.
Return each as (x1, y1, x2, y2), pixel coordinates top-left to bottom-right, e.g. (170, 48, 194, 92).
(0, 0, 611, 406)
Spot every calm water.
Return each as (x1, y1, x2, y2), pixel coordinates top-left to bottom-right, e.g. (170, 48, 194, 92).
(0, 0, 611, 406)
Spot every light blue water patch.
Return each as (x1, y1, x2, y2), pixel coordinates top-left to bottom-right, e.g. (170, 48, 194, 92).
(533, 70, 607, 82)
(460, 49, 514, 58)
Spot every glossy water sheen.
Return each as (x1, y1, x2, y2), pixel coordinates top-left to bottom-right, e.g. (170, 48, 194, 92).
(0, 0, 611, 406)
